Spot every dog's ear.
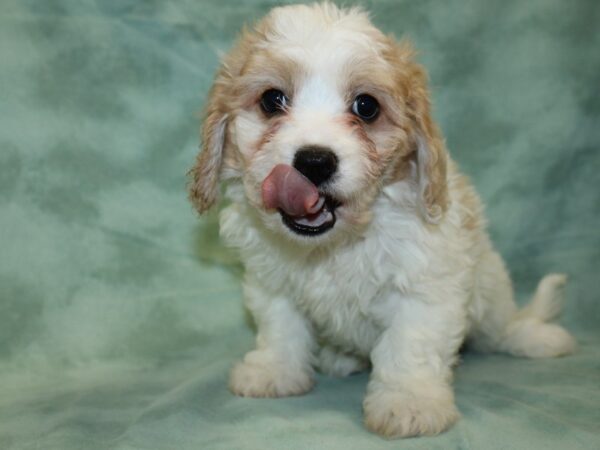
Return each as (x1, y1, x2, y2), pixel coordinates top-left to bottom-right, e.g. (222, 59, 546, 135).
(406, 58, 449, 224)
(188, 71, 229, 214)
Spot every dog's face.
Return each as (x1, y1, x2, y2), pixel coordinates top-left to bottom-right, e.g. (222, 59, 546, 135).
(190, 4, 448, 245)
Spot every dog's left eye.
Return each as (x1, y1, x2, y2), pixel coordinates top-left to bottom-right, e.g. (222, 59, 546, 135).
(260, 89, 289, 116)
(351, 94, 380, 123)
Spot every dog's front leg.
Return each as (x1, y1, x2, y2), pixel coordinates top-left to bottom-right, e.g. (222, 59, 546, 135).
(229, 275, 315, 398)
(364, 296, 465, 438)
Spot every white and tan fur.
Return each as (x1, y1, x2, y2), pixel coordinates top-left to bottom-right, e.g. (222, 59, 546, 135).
(188, 3, 575, 438)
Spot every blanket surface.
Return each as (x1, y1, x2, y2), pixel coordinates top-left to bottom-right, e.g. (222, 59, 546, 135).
(1, 0, 599, 449)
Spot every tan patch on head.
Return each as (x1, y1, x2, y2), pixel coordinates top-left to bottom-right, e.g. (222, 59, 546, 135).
(188, 14, 298, 214)
(233, 51, 304, 111)
(379, 38, 449, 223)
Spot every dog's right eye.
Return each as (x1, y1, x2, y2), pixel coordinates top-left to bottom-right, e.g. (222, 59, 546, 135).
(260, 89, 289, 116)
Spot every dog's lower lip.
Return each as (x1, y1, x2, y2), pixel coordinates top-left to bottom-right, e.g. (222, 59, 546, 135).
(279, 195, 341, 236)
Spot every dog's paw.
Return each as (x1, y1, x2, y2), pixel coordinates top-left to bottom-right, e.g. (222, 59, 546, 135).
(363, 379, 459, 438)
(228, 351, 314, 398)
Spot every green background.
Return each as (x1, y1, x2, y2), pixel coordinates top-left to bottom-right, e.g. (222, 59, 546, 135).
(1, 0, 599, 448)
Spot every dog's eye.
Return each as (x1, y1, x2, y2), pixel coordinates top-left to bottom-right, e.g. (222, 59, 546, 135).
(260, 89, 289, 116)
(351, 94, 380, 122)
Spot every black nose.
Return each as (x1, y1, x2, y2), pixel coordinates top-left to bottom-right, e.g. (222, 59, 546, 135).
(293, 147, 338, 187)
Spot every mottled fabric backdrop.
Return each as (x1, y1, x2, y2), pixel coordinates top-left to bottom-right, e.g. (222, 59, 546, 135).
(1, 0, 599, 449)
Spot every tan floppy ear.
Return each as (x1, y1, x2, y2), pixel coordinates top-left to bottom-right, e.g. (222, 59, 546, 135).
(188, 74, 229, 214)
(406, 62, 449, 224)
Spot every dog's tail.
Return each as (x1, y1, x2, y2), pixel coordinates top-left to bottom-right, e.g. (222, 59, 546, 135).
(518, 274, 569, 322)
(499, 274, 576, 358)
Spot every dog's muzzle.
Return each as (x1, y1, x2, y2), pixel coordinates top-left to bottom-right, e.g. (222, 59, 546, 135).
(262, 164, 341, 236)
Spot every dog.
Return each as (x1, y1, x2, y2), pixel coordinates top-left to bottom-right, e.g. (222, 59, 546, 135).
(188, 3, 576, 438)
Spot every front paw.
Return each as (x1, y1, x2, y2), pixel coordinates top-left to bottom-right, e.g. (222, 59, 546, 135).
(363, 379, 459, 438)
(229, 351, 314, 398)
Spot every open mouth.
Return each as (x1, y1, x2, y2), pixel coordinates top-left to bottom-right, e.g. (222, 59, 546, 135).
(279, 194, 341, 236)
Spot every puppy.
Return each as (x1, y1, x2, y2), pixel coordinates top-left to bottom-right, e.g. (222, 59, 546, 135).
(189, 3, 575, 438)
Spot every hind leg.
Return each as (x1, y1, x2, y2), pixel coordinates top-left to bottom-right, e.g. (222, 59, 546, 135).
(468, 249, 575, 358)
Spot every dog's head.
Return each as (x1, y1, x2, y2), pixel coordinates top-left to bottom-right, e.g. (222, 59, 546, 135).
(189, 3, 448, 244)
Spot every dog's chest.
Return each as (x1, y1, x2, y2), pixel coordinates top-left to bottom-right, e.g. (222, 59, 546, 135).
(220, 202, 425, 354)
(277, 242, 395, 354)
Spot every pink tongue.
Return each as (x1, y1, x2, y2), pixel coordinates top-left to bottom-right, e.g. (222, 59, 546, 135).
(262, 164, 322, 217)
